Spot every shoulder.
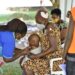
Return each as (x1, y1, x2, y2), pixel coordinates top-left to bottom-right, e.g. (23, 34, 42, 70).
(46, 23, 59, 31)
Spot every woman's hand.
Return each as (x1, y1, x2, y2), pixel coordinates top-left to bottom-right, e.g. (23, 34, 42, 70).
(29, 54, 39, 59)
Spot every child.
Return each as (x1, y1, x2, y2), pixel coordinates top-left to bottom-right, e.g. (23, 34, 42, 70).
(20, 33, 42, 68)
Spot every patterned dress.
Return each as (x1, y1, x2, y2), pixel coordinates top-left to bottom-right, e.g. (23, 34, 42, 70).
(46, 28, 63, 71)
(23, 25, 63, 75)
(38, 25, 64, 71)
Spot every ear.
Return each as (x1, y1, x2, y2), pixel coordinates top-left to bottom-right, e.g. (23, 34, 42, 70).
(40, 12, 48, 19)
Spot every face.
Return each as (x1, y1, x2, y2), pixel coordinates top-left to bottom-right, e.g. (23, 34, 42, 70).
(36, 10, 48, 29)
(29, 35, 40, 48)
(51, 14, 60, 23)
(15, 33, 25, 40)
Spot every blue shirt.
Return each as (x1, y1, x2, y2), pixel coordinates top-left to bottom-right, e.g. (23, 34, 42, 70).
(0, 31, 15, 58)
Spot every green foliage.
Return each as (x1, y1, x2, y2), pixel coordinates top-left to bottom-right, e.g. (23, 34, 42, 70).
(0, 11, 36, 22)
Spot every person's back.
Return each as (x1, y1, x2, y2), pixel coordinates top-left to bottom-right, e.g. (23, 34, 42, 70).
(0, 31, 14, 43)
(0, 31, 15, 58)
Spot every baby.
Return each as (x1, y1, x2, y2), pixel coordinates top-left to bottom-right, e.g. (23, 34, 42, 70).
(20, 33, 42, 67)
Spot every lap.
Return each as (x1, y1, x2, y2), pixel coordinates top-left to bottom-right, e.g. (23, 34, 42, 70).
(23, 58, 50, 74)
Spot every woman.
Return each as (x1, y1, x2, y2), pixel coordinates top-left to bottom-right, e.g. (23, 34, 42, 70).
(0, 18, 28, 62)
(22, 8, 64, 75)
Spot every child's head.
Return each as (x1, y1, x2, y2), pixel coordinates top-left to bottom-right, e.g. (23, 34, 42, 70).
(28, 34, 40, 48)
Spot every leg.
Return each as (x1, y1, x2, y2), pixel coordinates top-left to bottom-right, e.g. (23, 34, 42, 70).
(23, 65, 35, 75)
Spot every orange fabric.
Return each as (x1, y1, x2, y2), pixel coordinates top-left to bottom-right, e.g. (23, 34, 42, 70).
(71, 7, 75, 21)
(68, 25, 75, 53)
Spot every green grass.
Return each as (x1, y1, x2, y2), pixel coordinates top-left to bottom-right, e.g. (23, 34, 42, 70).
(0, 15, 11, 22)
(25, 11, 36, 20)
(0, 58, 22, 75)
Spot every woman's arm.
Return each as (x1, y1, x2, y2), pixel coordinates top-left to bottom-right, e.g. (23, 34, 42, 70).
(37, 36, 57, 58)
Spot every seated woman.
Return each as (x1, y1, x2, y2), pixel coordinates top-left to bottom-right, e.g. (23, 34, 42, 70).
(22, 8, 64, 75)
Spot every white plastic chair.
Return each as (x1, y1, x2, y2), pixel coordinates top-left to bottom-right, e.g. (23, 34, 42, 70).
(50, 57, 65, 75)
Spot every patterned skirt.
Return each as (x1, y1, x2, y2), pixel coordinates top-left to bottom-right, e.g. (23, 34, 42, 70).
(23, 58, 50, 75)
(23, 50, 64, 75)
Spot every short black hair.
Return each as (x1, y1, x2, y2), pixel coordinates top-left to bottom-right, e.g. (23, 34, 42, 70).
(7, 18, 27, 34)
(51, 8, 61, 17)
